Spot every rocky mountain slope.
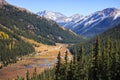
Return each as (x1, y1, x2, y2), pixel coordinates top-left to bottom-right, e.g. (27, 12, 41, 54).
(37, 10, 84, 26)
(37, 8, 120, 38)
(73, 8, 120, 38)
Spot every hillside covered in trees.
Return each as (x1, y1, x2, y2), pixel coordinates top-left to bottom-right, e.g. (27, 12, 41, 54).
(0, 4, 84, 45)
(0, 2, 84, 68)
(69, 23, 120, 55)
(16, 23, 120, 80)
(0, 24, 34, 68)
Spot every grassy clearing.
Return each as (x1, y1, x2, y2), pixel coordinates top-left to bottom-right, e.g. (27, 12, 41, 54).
(0, 42, 72, 80)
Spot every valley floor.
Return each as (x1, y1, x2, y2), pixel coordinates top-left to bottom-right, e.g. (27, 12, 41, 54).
(0, 43, 72, 80)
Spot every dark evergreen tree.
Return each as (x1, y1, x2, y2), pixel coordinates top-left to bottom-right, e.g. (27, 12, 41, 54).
(104, 38, 112, 80)
(55, 52, 62, 80)
(67, 60, 73, 80)
(110, 41, 120, 80)
(72, 54, 78, 80)
(77, 46, 85, 80)
(64, 51, 69, 80)
(90, 37, 101, 80)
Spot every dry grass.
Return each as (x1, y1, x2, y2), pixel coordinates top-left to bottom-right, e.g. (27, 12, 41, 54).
(0, 42, 72, 80)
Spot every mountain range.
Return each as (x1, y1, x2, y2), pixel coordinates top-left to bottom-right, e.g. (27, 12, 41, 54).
(37, 8, 120, 38)
(37, 11, 84, 26)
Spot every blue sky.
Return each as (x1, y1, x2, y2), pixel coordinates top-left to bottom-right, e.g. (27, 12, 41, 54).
(6, 0, 120, 16)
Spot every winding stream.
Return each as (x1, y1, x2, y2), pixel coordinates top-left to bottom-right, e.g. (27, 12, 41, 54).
(25, 58, 57, 68)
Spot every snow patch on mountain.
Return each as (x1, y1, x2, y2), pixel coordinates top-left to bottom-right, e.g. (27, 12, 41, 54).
(37, 10, 68, 23)
(37, 11, 84, 25)
(37, 8, 120, 38)
(113, 11, 120, 20)
(72, 8, 120, 37)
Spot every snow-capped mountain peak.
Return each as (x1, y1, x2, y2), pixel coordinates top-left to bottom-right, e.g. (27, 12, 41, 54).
(37, 10, 67, 22)
(78, 8, 120, 27)
(37, 11, 83, 23)
(102, 8, 119, 15)
(71, 8, 120, 37)
(70, 14, 84, 22)
(37, 8, 120, 38)
(70, 14, 82, 18)
(102, 8, 120, 20)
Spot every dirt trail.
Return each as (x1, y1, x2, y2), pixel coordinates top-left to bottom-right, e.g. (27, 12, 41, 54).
(0, 43, 72, 80)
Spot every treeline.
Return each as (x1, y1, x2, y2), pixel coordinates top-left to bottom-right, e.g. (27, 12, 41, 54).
(69, 23, 120, 55)
(0, 31, 34, 68)
(16, 37, 120, 80)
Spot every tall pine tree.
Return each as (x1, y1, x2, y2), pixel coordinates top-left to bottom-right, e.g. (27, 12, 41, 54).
(90, 37, 101, 80)
(55, 52, 62, 80)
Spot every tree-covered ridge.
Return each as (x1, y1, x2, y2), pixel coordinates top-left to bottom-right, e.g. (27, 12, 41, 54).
(99, 23, 120, 40)
(69, 23, 120, 55)
(0, 4, 83, 45)
(0, 25, 34, 68)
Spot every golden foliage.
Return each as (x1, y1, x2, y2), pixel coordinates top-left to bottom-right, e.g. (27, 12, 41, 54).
(0, 31, 9, 39)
